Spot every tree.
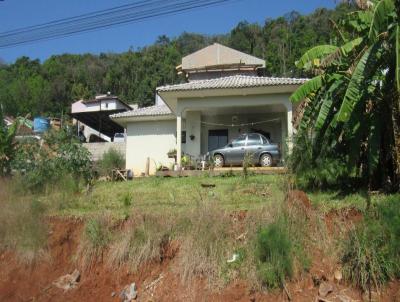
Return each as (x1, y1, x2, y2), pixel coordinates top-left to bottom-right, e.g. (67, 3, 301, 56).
(290, 0, 400, 190)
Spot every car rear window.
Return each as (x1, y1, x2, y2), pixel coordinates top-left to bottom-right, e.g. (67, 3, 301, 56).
(247, 133, 261, 146)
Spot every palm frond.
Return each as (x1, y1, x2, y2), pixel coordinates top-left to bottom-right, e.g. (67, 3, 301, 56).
(290, 75, 323, 103)
(315, 76, 346, 131)
(368, 0, 395, 41)
(295, 45, 338, 70)
(337, 41, 385, 122)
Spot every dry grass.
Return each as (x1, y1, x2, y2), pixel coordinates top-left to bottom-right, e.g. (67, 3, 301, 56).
(107, 211, 174, 270)
(177, 201, 232, 286)
(0, 178, 49, 264)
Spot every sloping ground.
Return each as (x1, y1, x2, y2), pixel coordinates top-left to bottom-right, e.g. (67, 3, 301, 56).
(1, 213, 399, 302)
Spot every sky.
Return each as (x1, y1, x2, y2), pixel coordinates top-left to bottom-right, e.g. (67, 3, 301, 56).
(0, 0, 337, 63)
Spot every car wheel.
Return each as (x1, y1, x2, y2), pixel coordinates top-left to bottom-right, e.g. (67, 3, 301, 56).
(260, 154, 272, 167)
(214, 154, 224, 167)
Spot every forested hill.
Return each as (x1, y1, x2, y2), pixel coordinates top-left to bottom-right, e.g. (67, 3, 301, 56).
(0, 3, 354, 117)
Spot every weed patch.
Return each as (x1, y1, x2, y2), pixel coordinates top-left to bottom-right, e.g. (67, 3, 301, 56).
(341, 194, 400, 293)
(77, 214, 112, 268)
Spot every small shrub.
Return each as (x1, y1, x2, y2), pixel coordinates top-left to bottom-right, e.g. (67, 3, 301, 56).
(97, 148, 124, 176)
(255, 218, 293, 288)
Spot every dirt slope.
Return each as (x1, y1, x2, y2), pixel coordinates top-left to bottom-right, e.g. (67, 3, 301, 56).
(0, 216, 399, 302)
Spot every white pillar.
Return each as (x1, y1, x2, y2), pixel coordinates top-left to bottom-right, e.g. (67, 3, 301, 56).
(286, 104, 293, 153)
(176, 113, 182, 168)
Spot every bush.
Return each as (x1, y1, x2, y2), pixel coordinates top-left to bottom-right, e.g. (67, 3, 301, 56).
(97, 148, 124, 176)
(341, 195, 400, 292)
(255, 218, 293, 288)
(11, 128, 93, 192)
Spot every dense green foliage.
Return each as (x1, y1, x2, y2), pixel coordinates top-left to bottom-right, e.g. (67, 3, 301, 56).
(0, 107, 18, 176)
(12, 128, 92, 192)
(0, 4, 354, 118)
(97, 147, 125, 177)
(255, 219, 293, 288)
(342, 195, 400, 292)
(290, 0, 400, 191)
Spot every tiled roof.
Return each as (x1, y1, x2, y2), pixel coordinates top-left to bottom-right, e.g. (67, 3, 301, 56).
(157, 75, 308, 92)
(110, 105, 172, 119)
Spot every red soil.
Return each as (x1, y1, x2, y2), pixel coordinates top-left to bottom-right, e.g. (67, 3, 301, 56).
(0, 203, 398, 301)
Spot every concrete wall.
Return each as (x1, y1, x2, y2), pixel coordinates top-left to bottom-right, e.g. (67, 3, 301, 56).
(126, 120, 177, 176)
(83, 142, 126, 162)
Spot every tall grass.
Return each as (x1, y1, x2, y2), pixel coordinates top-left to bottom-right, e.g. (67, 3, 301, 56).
(107, 212, 174, 270)
(76, 213, 112, 268)
(0, 178, 48, 263)
(178, 201, 232, 285)
(341, 195, 400, 293)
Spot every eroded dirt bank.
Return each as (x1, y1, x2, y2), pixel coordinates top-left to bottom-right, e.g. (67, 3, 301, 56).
(0, 215, 399, 302)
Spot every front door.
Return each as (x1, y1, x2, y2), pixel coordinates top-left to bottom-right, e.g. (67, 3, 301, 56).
(208, 129, 228, 152)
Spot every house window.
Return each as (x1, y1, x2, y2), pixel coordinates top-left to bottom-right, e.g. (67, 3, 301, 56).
(181, 131, 186, 144)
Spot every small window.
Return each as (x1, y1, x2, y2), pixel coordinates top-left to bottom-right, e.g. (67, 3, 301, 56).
(181, 131, 186, 144)
(260, 135, 269, 145)
(247, 133, 261, 146)
(231, 134, 246, 147)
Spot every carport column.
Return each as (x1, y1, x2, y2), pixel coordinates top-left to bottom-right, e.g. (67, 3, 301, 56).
(286, 103, 293, 153)
(176, 113, 182, 169)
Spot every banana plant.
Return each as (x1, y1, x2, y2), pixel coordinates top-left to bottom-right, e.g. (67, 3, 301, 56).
(290, 0, 400, 190)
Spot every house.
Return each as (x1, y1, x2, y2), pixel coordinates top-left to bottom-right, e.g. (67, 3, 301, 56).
(111, 43, 307, 175)
(71, 93, 132, 142)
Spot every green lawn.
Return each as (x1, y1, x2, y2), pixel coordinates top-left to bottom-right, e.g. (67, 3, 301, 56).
(49, 174, 285, 218)
(42, 173, 396, 218)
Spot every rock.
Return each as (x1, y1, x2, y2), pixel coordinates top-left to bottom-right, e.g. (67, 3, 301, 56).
(318, 282, 334, 298)
(53, 269, 80, 291)
(111, 291, 116, 297)
(334, 269, 343, 283)
(337, 294, 354, 302)
(120, 282, 137, 301)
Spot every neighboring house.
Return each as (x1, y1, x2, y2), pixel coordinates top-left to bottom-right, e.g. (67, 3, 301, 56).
(71, 93, 132, 142)
(111, 43, 307, 175)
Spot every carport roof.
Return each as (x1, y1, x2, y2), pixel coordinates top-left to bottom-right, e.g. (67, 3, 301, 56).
(110, 105, 172, 119)
(157, 75, 308, 92)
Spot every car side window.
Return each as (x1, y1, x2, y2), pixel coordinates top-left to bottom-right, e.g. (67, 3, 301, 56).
(247, 134, 261, 146)
(231, 135, 246, 147)
(260, 135, 269, 144)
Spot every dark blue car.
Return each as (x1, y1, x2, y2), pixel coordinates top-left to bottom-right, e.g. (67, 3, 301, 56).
(206, 133, 280, 167)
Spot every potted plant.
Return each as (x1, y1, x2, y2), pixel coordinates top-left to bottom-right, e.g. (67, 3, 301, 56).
(167, 148, 177, 159)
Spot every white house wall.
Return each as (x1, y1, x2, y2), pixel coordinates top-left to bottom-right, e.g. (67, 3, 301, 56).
(126, 120, 177, 175)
